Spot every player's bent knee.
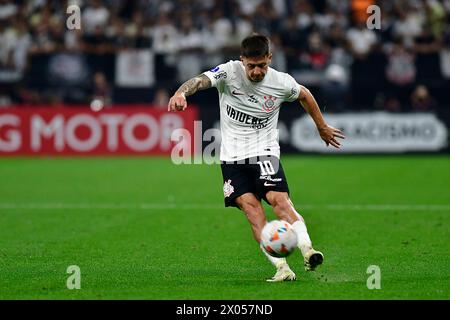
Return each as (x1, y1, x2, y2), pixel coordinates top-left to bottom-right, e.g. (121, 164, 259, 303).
(266, 191, 289, 208)
(236, 193, 260, 210)
(267, 192, 301, 222)
(236, 195, 266, 224)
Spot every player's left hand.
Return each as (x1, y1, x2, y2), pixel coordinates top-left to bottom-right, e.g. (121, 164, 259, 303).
(318, 125, 345, 149)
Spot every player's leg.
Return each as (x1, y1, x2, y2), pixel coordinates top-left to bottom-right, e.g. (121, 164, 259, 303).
(235, 193, 296, 282)
(235, 193, 266, 243)
(265, 191, 324, 271)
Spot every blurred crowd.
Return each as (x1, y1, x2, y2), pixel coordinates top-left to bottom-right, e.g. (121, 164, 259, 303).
(0, 0, 449, 111)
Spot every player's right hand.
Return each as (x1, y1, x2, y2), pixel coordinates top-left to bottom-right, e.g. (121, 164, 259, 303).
(168, 93, 187, 112)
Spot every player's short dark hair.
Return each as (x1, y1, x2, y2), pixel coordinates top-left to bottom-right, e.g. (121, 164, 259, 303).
(240, 34, 270, 57)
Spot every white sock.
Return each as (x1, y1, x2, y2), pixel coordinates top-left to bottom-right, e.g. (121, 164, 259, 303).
(260, 243, 287, 269)
(291, 220, 313, 257)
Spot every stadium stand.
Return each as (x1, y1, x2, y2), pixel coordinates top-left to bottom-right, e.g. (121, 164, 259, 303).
(0, 0, 449, 111)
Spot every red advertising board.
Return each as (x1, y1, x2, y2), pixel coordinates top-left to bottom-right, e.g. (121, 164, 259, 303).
(0, 106, 198, 155)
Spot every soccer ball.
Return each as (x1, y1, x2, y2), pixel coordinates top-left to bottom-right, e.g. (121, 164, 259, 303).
(261, 220, 298, 258)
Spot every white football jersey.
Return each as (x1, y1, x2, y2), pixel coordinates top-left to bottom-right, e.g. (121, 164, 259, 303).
(203, 60, 301, 161)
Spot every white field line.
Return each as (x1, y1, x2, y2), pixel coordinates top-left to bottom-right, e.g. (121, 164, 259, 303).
(0, 203, 449, 211)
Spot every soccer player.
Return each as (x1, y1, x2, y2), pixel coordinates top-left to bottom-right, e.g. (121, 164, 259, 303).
(168, 34, 345, 282)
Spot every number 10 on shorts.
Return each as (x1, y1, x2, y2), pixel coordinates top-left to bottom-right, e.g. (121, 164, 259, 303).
(257, 160, 275, 175)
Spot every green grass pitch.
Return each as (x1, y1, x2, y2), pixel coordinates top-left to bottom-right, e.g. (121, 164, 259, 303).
(0, 156, 449, 299)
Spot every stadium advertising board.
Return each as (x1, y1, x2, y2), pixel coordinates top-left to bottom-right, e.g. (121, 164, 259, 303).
(289, 112, 448, 153)
(0, 107, 197, 155)
(2, 107, 448, 155)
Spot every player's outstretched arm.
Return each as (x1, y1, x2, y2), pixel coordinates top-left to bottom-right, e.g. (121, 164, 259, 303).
(298, 85, 346, 148)
(167, 74, 212, 112)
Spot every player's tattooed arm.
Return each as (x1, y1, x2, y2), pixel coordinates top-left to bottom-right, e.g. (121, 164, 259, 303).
(298, 85, 346, 148)
(176, 74, 212, 97)
(168, 74, 212, 111)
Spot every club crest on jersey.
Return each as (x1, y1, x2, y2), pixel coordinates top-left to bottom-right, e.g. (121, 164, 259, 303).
(263, 95, 277, 112)
(223, 179, 234, 197)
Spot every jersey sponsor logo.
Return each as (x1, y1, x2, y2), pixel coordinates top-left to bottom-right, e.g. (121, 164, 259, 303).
(291, 87, 298, 97)
(226, 105, 269, 129)
(232, 89, 244, 96)
(223, 179, 234, 197)
(259, 176, 282, 182)
(210, 66, 220, 72)
(263, 95, 277, 112)
(213, 71, 227, 80)
(247, 94, 259, 104)
(264, 181, 277, 187)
